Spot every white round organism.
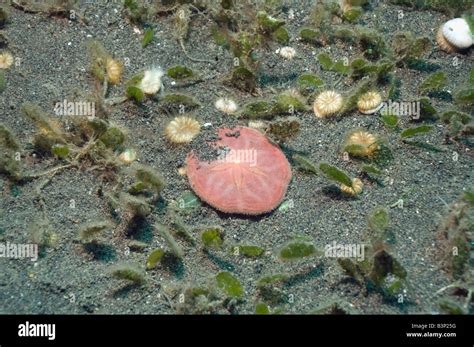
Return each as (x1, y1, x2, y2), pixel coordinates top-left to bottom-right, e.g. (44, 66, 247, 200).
(118, 148, 137, 164)
(139, 68, 164, 95)
(437, 18, 473, 52)
(278, 46, 296, 60)
(313, 90, 344, 118)
(165, 116, 201, 144)
(214, 97, 238, 114)
(0, 51, 14, 69)
(106, 58, 123, 85)
(357, 91, 383, 115)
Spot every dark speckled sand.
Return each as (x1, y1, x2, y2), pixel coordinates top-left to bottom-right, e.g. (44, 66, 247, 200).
(0, 0, 472, 314)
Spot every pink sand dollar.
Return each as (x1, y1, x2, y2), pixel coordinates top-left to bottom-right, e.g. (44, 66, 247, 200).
(186, 127, 292, 215)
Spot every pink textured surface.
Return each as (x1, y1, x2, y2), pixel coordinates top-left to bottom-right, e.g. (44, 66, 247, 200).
(186, 127, 292, 215)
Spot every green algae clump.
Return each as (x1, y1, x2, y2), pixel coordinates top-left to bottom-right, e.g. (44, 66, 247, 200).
(216, 271, 244, 298)
(278, 241, 317, 260)
(202, 227, 224, 250)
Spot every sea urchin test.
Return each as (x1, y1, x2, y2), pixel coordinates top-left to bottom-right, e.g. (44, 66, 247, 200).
(186, 127, 292, 215)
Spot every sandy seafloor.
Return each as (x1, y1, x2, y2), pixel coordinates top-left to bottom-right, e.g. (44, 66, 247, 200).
(0, 0, 473, 314)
